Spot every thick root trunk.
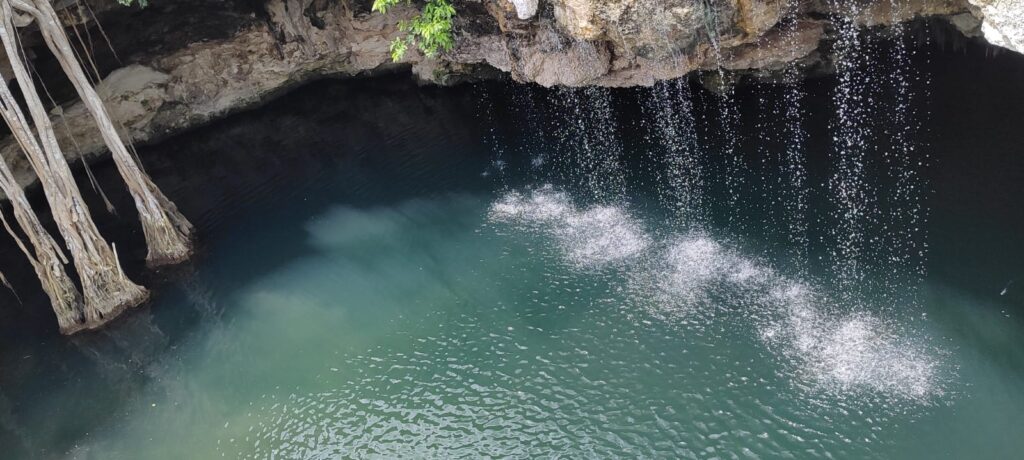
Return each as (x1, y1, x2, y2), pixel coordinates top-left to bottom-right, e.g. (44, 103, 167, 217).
(0, 196, 85, 334)
(0, 43, 84, 332)
(141, 221, 193, 268)
(79, 266, 149, 330)
(37, 254, 86, 334)
(25, 0, 194, 268)
(139, 174, 193, 268)
(0, 0, 148, 332)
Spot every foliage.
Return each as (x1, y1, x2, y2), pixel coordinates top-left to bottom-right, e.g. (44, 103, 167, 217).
(116, 0, 149, 7)
(372, 0, 456, 62)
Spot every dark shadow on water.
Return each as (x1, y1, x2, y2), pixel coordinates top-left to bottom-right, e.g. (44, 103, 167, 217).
(0, 73, 495, 458)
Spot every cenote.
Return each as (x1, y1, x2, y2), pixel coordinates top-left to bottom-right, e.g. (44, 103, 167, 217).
(2, 13, 1024, 460)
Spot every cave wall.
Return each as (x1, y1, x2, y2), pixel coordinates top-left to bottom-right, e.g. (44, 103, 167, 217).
(0, 0, 1019, 195)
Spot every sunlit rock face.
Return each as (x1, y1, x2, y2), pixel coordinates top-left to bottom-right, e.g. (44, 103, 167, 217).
(968, 0, 1024, 52)
(551, 0, 784, 51)
(478, 0, 972, 86)
(510, 0, 540, 19)
(481, 0, 793, 86)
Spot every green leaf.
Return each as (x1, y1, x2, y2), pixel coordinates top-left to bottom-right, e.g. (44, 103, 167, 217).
(390, 38, 408, 62)
(375, 0, 456, 61)
(372, 0, 402, 14)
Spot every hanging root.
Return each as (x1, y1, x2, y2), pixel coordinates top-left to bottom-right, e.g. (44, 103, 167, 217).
(0, 48, 87, 333)
(2, 0, 194, 269)
(21, 0, 195, 268)
(0, 0, 188, 334)
(30, 59, 117, 214)
(138, 176, 194, 268)
(0, 269, 21, 304)
(78, 262, 149, 331)
(0, 0, 149, 333)
(0, 204, 86, 333)
(79, 242, 148, 330)
(80, 0, 121, 65)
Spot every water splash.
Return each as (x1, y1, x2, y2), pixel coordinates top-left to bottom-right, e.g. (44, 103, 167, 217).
(489, 186, 650, 268)
(645, 235, 947, 402)
(489, 187, 950, 402)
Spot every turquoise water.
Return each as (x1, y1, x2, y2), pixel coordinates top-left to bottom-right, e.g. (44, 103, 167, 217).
(56, 185, 1022, 459)
(2, 37, 1024, 459)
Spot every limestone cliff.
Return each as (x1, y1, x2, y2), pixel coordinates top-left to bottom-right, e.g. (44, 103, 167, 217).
(0, 0, 1019, 194)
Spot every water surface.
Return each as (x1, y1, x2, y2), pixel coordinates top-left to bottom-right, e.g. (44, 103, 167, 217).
(1, 30, 1023, 459)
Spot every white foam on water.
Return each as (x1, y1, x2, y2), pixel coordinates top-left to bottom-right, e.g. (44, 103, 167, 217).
(489, 186, 649, 268)
(763, 284, 940, 400)
(639, 234, 775, 314)
(490, 186, 947, 402)
(634, 232, 944, 400)
(558, 206, 650, 266)
(658, 240, 941, 400)
(489, 186, 572, 223)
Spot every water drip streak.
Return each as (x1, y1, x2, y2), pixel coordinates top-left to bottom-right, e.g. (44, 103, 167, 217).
(779, 4, 810, 273)
(827, 4, 877, 299)
(645, 79, 705, 227)
(552, 87, 627, 204)
(639, 3, 707, 227)
(780, 77, 809, 271)
(699, 0, 745, 232)
(879, 10, 930, 308)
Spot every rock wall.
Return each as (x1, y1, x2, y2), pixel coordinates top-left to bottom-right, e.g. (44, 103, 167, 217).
(0, 0, 1019, 194)
(968, 0, 1024, 52)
